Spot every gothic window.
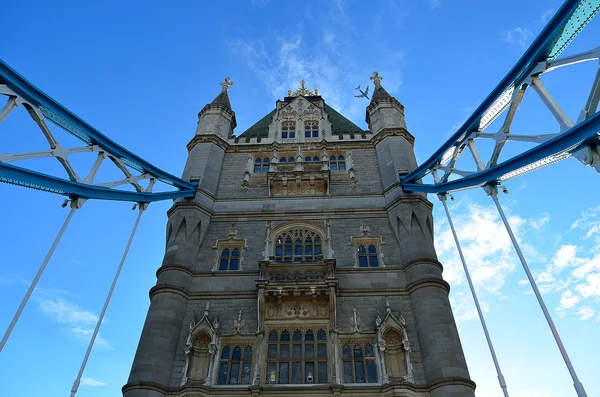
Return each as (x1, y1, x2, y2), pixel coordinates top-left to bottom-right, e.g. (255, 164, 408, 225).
(219, 248, 240, 270)
(254, 158, 270, 173)
(282, 121, 296, 139)
(266, 329, 328, 384)
(274, 229, 323, 262)
(357, 244, 379, 267)
(329, 155, 346, 171)
(217, 345, 253, 385)
(279, 156, 295, 163)
(304, 120, 319, 138)
(341, 343, 377, 384)
(304, 155, 320, 162)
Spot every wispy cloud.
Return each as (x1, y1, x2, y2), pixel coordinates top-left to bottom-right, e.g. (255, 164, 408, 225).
(35, 289, 111, 348)
(504, 27, 533, 48)
(80, 377, 107, 387)
(428, 0, 442, 9)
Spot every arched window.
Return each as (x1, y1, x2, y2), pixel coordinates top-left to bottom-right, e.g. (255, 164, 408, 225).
(219, 248, 240, 270)
(357, 244, 379, 267)
(341, 342, 377, 383)
(274, 228, 323, 262)
(329, 155, 346, 171)
(254, 158, 270, 173)
(288, 156, 295, 163)
(313, 155, 320, 162)
(304, 120, 319, 138)
(217, 345, 253, 385)
(305, 156, 313, 162)
(266, 328, 327, 384)
(282, 121, 296, 139)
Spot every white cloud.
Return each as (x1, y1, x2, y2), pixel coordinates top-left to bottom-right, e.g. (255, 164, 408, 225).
(436, 201, 524, 295)
(529, 214, 549, 230)
(540, 9, 555, 24)
(35, 291, 111, 348)
(80, 377, 107, 387)
(576, 306, 595, 320)
(504, 27, 533, 48)
(576, 273, 600, 298)
(558, 290, 580, 309)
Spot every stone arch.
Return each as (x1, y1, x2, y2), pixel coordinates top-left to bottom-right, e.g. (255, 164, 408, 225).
(187, 331, 212, 382)
(382, 328, 407, 381)
(270, 221, 328, 261)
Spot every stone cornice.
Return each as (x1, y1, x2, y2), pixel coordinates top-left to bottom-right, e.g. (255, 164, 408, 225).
(384, 191, 434, 211)
(224, 140, 377, 153)
(122, 381, 169, 395)
(370, 127, 415, 147)
(156, 265, 194, 278)
(149, 283, 190, 300)
(166, 200, 212, 217)
(403, 258, 444, 273)
(406, 277, 451, 295)
(427, 376, 477, 392)
(187, 133, 230, 152)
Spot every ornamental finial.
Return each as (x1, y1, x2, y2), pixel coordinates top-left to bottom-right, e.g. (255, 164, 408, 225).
(220, 77, 234, 92)
(290, 79, 317, 96)
(370, 71, 383, 88)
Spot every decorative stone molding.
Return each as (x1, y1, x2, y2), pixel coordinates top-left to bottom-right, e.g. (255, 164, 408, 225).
(375, 297, 414, 384)
(181, 302, 220, 387)
(348, 220, 385, 268)
(211, 224, 248, 271)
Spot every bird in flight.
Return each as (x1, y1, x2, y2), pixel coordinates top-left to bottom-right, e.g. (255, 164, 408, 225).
(355, 85, 370, 99)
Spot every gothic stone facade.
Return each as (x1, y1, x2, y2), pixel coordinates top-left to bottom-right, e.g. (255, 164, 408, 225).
(123, 78, 476, 397)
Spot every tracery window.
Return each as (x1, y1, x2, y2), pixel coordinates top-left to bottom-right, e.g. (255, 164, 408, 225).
(304, 155, 320, 162)
(254, 158, 270, 173)
(274, 229, 323, 262)
(266, 329, 328, 384)
(279, 156, 295, 163)
(282, 121, 296, 139)
(341, 343, 377, 384)
(329, 155, 346, 171)
(357, 244, 379, 267)
(219, 248, 240, 270)
(304, 120, 319, 138)
(217, 345, 253, 385)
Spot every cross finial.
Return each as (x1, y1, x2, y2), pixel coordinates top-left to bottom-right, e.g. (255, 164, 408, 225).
(300, 79, 306, 89)
(370, 71, 383, 88)
(220, 77, 234, 92)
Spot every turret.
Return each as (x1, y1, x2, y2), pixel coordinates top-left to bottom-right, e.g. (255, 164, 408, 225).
(182, 77, 235, 193)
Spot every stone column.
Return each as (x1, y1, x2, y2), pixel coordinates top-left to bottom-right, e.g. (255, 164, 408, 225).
(123, 205, 208, 397)
(405, 256, 476, 396)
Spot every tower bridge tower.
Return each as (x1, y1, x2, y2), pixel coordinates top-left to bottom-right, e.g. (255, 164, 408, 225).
(123, 74, 475, 397)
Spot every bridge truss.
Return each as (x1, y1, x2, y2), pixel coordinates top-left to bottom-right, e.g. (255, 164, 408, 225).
(1, 1, 599, 397)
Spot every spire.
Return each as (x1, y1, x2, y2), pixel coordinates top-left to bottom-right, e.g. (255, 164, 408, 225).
(369, 71, 391, 104)
(210, 77, 234, 109)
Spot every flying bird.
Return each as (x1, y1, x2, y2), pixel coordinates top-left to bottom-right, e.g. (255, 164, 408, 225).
(355, 85, 370, 99)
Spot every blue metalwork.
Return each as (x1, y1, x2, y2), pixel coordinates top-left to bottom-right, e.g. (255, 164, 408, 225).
(0, 161, 194, 202)
(0, 58, 197, 202)
(402, 0, 600, 193)
(403, 112, 600, 194)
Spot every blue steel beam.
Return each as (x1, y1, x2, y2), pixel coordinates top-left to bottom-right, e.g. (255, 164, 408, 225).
(402, 0, 600, 186)
(0, 161, 195, 202)
(0, 59, 196, 191)
(403, 112, 600, 194)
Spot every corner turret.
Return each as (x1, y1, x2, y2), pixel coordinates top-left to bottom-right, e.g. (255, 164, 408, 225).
(194, 77, 237, 140)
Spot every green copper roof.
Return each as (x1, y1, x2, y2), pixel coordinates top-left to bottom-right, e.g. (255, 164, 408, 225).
(237, 101, 366, 140)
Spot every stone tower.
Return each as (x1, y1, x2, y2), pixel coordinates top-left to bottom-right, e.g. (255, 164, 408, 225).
(123, 74, 475, 397)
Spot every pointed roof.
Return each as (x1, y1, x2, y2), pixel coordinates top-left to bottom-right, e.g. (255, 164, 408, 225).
(236, 102, 364, 140)
(368, 71, 391, 104)
(210, 77, 234, 110)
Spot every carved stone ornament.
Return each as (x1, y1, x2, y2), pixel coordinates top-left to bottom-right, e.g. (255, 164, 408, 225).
(233, 310, 246, 334)
(180, 302, 219, 386)
(350, 308, 360, 332)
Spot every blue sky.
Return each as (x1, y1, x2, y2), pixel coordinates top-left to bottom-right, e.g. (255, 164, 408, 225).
(1, 1, 599, 396)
